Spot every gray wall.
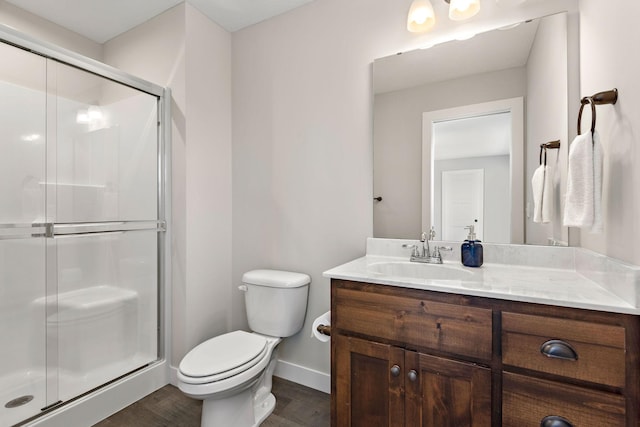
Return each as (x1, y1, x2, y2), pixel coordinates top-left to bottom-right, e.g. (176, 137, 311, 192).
(525, 12, 570, 246)
(578, 0, 640, 263)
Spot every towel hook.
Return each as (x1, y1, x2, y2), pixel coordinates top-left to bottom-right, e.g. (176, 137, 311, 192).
(539, 146, 547, 166)
(539, 140, 560, 166)
(577, 88, 618, 136)
(588, 88, 618, 106)
(577, 97, 596, 136)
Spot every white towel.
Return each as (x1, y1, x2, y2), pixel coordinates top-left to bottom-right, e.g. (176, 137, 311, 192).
(532, 164, 555, 224)
(542, 163, 555, 223)
(563, 131, 603, 232)
(591, 131, 603, 233)
(532, 164, 545, 223)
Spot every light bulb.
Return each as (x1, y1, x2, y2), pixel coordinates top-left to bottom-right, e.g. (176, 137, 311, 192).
(407, 0, 436, 32)
(449, 0, 480, 21)
(413, 10, 429, 24)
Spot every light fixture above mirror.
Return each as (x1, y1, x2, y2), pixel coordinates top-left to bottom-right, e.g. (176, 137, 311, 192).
(407, 0, 481, 33)
(446, 0, 481, 21)
(407, 0, 436, 33)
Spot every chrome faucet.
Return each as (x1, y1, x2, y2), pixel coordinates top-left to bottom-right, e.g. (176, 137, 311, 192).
(403, 227, 451, 264)
(417, 231, 427, 258)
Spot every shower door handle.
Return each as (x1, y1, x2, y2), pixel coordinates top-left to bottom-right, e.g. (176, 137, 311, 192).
(52, 220, 166, 236)
(0, 223, 51, 240)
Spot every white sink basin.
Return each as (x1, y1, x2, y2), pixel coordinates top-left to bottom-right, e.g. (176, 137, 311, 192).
(367, 261, 475, 281)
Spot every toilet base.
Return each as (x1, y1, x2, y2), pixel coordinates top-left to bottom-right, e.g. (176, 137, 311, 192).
(202, 389, 252, 427)
(201, 390, 276, 427)
(254, 393, 276, 426)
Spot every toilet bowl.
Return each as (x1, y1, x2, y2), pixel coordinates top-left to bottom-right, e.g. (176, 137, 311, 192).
(177, 270, 310, 427)
(178, 331, 281, 426)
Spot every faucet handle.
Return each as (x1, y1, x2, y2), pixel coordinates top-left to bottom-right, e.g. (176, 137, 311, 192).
(402, 243, 420, 257)
(438, 246, 453, 252)
(429, 226, 436, 240)
(420, 232, 427, 242)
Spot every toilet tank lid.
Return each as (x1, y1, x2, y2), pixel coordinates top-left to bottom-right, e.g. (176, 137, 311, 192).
(242, 269, 310, 288)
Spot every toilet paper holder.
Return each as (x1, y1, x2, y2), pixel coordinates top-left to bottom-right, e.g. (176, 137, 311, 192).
(316, 324, 331, 336)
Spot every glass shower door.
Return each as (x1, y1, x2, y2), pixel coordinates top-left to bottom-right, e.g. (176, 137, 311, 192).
(1, 36, 163, 426)
(0, 42, 51, 426)
(48, 59, 161, 401)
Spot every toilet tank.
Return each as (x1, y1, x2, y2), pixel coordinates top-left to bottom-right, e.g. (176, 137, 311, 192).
(241, 269, 310, 337)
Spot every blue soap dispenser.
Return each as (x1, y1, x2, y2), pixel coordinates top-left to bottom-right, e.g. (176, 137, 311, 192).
(461, 225, 483, 267)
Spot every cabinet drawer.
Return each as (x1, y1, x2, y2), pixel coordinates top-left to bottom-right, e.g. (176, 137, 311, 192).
(502, 312, 625, 388)
(334, 287, 492, 361)
(503, 372, 625, 426)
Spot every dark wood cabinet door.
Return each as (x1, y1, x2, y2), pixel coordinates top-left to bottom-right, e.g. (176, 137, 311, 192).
(405, 352, 491, 427)
(334, 334, 404, 427)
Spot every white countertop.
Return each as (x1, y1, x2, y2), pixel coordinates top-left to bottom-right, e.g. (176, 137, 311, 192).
(324, 242, 640, 315)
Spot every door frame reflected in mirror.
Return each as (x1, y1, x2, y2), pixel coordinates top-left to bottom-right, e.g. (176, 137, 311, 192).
(422, 97, 524, 243)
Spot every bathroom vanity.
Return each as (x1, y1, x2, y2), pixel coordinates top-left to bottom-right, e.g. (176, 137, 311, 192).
(325, 239, 640, 426)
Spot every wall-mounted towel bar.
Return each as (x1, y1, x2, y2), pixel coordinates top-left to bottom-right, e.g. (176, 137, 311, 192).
(539, 140, 560, 165)
(577, 88, 618, 135)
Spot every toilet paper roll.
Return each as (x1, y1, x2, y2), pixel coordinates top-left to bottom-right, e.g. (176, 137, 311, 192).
(311, 311, 331, 343)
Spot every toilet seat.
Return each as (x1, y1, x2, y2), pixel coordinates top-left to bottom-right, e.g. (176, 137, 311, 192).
(179, 331, 268, 385)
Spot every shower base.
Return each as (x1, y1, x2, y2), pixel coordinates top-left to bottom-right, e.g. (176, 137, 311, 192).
(0, 370, 46, 427)
(0, 354, 151, 426)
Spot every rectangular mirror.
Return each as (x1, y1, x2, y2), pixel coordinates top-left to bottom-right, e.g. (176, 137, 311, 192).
(373, 12, 574, 245)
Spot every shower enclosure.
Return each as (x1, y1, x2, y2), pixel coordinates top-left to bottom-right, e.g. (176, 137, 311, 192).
(0, 26, 169, 427)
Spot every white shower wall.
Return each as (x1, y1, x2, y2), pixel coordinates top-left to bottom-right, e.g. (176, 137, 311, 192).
(0, 239, 46, 417)
(54, 97, 157, 222)
(53, 231, 158, 401)
(0, 49, 48, 417)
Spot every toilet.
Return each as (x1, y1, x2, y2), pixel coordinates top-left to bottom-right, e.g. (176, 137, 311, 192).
(177, 269, 310, 427)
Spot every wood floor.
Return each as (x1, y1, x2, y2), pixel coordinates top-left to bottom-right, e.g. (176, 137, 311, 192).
(93, 376, 330, 427)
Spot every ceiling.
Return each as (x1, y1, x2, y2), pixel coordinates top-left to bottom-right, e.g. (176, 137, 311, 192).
(4, 0, 315, 43)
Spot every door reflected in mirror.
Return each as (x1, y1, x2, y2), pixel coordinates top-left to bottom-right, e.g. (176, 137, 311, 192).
(427, 98, 523, 244)
(373, 12, 573, 246)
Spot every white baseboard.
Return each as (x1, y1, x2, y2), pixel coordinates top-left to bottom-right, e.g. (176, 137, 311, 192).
(169, 364, 179, 386)
(274, 359, 330, 394)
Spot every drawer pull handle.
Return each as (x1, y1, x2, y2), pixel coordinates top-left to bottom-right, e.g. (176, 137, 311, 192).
(390, 365, 401, 377)
(541, 415, 573, 427)
(408, 370, 418, 382)
(540, 340, 578, 361)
